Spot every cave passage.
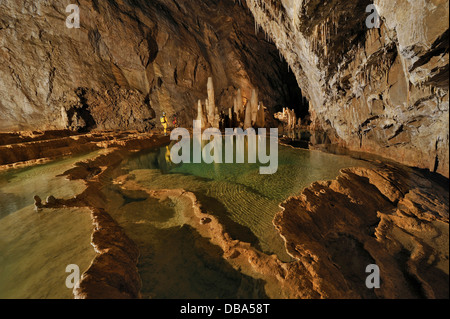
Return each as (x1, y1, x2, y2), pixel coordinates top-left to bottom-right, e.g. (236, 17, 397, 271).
(0, 0, 448, 302)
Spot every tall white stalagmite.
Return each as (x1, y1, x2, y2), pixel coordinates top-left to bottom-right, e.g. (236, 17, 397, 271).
(228, 107, 233, 125)
(207, 77, 215, 125)
(250, 89, 258, 125)
(244, 101, 252, 130)
(233, 97, 238, 116)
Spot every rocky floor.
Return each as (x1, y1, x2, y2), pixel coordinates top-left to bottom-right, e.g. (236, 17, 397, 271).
(0, 130, 169, 170)
(275, 163, 449, 298)
(29, 132, 170, 298)
(29, 131, 449, 299)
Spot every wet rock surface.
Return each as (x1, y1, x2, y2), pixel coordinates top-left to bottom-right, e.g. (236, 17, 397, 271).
(1, 0, 447, 178)
(0, 0, 448, 300)
(27, 133, 449, 299)
(0, 130, 168, 169)
(245, 0, 449, 177)
(275, 163, 449, 298)
(34, 133, 170, 299)
(114, 154, 448, 299)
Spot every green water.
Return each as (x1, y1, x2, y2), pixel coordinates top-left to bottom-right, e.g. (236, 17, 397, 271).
(106, 190, 268, 299)
(0, 141, 372, 299)
(120, 142, 372, 264)
(0, 153, 99, 299)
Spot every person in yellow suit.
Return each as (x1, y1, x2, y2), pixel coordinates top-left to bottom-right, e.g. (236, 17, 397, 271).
(160, 112, 168, 136)
(165, 145, 171, 163)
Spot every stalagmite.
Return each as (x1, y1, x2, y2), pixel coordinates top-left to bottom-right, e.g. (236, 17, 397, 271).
(287, 110, 292, 129)
(251, 89, 258, 125)
(228, 107, 233, 126)
(197, 100, 203, 122)
(197, 100, 206, 129)
(205, 99, 211, 127)
(256, 102, 265, 128)
(213, 107, 220, 128)
(279, 108, 298, 130)
(288, 110, 292, 129)
(290, 110, 297, 129)
(236, 89, 243, 120)
(255, 103, 261, 128)
(244, 101, 252, 130)
(261, 103, 265, 127)
(236, 89, 242, 110)
(207, 77, 215, 125)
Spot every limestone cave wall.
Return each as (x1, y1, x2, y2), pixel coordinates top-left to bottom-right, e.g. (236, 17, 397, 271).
(1, 0, 448, 177)
(245, 0, 449, 177)
(0, 0, 301, 132)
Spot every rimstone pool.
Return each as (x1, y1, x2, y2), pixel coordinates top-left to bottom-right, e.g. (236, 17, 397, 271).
(0, 152, 100, 299)
(0, 143, 372, 299)
(106, 142, 372, 298)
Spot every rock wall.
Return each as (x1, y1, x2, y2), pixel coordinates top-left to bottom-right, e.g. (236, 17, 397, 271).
(276, 163, 449, 299)
(0, 0, 301, 132)
(1, 0, 448, 176)
(244, 0, 449, 177)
